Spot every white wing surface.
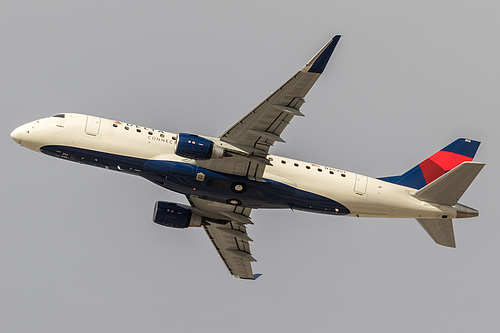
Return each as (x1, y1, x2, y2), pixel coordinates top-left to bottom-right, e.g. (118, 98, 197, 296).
(188, 196, 257, 279)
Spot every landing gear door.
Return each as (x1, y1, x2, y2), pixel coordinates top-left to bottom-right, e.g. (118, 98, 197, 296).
(85, 115, 101, 136)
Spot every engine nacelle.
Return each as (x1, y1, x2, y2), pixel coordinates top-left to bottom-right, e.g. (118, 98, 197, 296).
(174, 133, 223, 160)
(153, 201, 202, 229)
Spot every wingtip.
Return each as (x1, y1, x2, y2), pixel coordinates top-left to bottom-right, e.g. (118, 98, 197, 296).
(306, 35, 342, 74)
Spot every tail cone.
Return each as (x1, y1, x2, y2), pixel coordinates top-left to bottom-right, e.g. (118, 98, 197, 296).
(455, 203, 479, 218)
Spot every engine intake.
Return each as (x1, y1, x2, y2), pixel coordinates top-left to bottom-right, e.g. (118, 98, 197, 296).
(174, 133, 223, 160)
(153, 201, 202, 228)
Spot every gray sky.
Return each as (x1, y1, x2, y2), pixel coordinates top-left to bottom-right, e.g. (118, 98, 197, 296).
(2, 1, 499, 332)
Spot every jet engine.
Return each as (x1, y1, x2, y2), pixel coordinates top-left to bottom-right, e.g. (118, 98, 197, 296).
(153, 201, 202, 229)
(174, 133, 224, 160)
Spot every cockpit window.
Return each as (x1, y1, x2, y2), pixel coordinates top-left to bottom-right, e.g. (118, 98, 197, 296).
(52, 114, 65, 118)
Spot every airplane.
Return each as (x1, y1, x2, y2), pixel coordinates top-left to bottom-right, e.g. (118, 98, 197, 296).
(11, 35, 484, 280)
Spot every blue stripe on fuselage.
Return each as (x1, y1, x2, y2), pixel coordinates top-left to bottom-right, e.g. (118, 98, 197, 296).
(40, 145, 350, 215)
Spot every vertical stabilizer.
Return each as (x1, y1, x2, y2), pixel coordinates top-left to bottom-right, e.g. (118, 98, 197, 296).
(379, 138, 481, 189)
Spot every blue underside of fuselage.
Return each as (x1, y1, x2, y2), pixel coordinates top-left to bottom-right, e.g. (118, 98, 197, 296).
(40, 145, 350, 215)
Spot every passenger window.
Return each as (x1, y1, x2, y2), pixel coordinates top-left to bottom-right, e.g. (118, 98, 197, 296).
(136, 129, 141, 133)
(125, 126, 129, 130)
(294, 163, 299, 167)
(306, 166, 311, 170)
(329, 171, 334, 175)
(113, 124, 118, 128)
(318, 169, 322, 172)
(281, 160, 286, 164)
(52, 114, 65, 118)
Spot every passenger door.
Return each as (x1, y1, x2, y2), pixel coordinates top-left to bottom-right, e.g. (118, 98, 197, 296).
(85, 115, 101, 136)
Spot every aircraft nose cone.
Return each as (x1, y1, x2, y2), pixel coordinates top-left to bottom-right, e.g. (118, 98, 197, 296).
(10, 126, 24, 144)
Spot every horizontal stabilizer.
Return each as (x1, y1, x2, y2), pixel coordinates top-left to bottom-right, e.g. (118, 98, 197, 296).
(412, 162, 485, 206)
(416, 218, 456, 248)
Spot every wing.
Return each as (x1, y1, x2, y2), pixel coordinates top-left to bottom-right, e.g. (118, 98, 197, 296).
(196, 35, 341, 180)
(188, 196, 258, 279)
(219, 35, 341, 157)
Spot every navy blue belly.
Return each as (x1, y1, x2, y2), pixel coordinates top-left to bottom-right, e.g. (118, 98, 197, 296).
(40, 145, 350, 215)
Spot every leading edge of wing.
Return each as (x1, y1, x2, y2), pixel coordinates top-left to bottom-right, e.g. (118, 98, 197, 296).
(305, 35, 342, 74)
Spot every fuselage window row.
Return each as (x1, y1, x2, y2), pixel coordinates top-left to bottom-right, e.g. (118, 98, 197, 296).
(113, 123, 165, 138)
(110, 124, 340, 176)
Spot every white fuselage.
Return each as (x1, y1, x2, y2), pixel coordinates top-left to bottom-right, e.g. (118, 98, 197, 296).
(11, 113, 458, 219)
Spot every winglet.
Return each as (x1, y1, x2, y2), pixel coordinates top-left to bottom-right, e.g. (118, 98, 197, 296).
(253, 273, 263, 280)
(305, 35, 341, 74)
